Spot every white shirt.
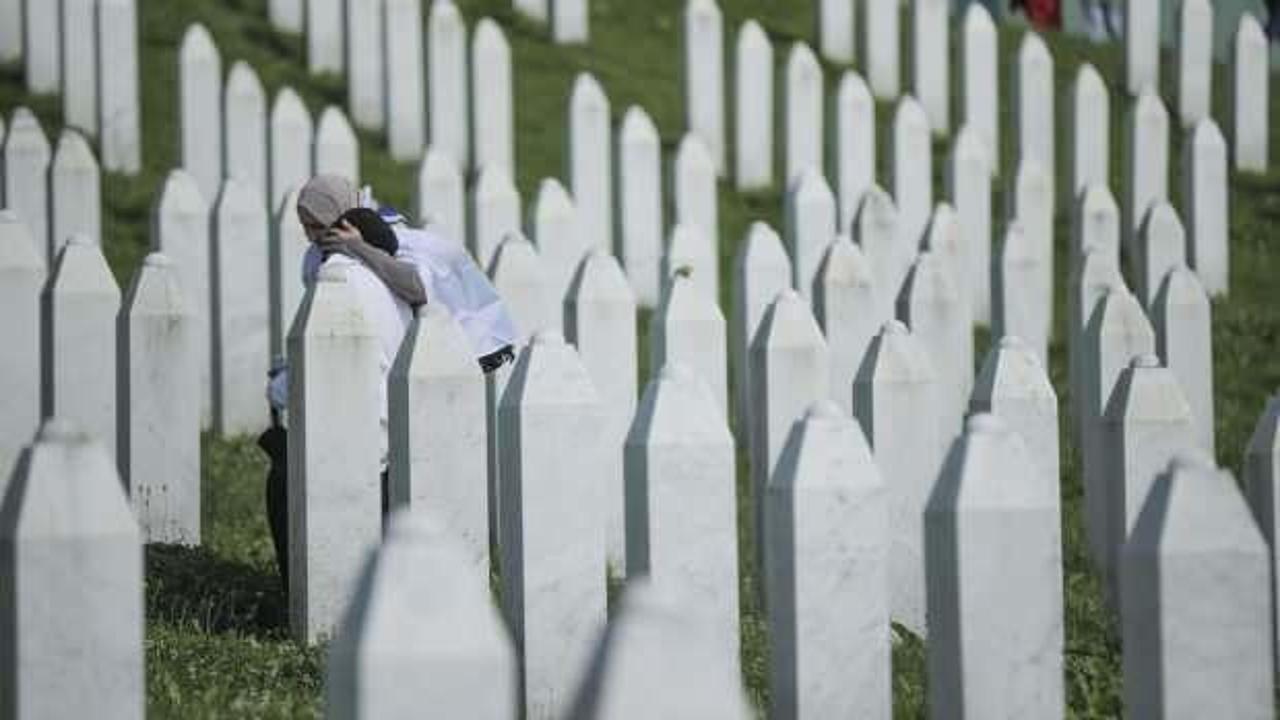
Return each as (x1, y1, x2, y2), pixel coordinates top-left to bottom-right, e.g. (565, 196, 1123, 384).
(301, 222, 520, 356)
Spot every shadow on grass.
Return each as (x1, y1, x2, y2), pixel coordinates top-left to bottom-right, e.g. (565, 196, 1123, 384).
(146, 544, 288, 640)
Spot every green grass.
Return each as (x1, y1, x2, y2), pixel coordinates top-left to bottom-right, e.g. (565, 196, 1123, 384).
(3, 0, 1279, 717)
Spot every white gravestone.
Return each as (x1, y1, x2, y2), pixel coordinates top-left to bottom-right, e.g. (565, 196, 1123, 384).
(892, 96, 932, 285)
(327, 511, 517, 720)
(1070, 64, 1110, 208)
(212, 179, 270, 437)
(814, 236, 877, 417)
(1183, 120, 1229, 297)
(1014, 34, 1055, 201)
(151, 170, 212, 426)
(1135, 201, 1186, 310)
(61, 0, 98, 137)
(852, 320, 940, 635)
(415, 146, 465, 241)
(818, 0, 855, 63)
(0, 213, 43, 479)
(960, 5, 997, 177)
(472, 167, 523, 270)
(673, 134, 720, 300)
(269, 88, 315, 226)
(911, 0, 948, 136)
(569, 74, 612, 252)
(489, 232, 555, 338)
(287, 259, 384, 643)
(1124, 0, 1159, 95)
(428, 0, 470, 171)
(786, 170, 836, 300)
(1124, 93, 1170, 258)
(1245, 395, 1280, 672)
(472, 19, 515, 176)
(749, 290, 831, 572)
(530, 178, 585, 319)
(785, 43, 824, 186)
(1081, 287, 1155, 571)
(835, 72, 875, 230)
(1122, 452, 1274, 718)
(44, 237, 120, 460)
(2, 108, 51, 266)
(96, 0, 141, 174)
(387, 306, 490, 574)
(1152, 266, 1215, 455)
(994, 219, 1055, 392)
(552, 0, 589, 44)
(860, 0, 899, 100)
(1010, 160, 1054, 355)
(925, 414, 1063, 719)
(1068, 240, 1123, 434)
(307, 0, 343, 74)
(23, 0, 59, 92)
(851, 186, 898, 326)
(274, 189, 310, 359)
(485, 232, 551, 551)
(118, 253, 200, 546)
(899, 248, 968, 443)
(1176, 0, 1213, 129)
(179, 24, 223, 204)
(732, 223, 792, 433)
(515, 0, 549, 23)
(735, 21, 773, 191)
(50, 130, 102, 256)
(1071, 183, 1121, 268)
(269, 0, 303, 33)
(384, 0, 426, 161)
(566, 584, 752, 720)
(0, 0, 19, 63)
(499, 331, 606, 720)
(0, 420, 143, 719)
(765, 401, 890, 720)
(224, 61, 268, 197)
(618, 107, 664, 307)
(1232, 15, 1269, 173)
(684, 0, 726, 174)
(970, 335, 1060, 492)
(947, 126, 991, 325)
(315, 107, 360, 184)
(346, 0, 385, 132)
(922, 201, 970, 335)
(624, 364, 738, 659)
(653, 272, 728, 417)
(566, 251, 638, 575)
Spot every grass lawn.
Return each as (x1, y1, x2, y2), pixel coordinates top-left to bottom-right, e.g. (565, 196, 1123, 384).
(2, 0, 1278, 716)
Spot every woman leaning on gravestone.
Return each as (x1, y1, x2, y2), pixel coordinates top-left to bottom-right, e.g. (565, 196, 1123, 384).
(259, 175, 520, 596)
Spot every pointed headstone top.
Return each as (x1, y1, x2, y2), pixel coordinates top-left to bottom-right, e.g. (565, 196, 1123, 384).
(49, 235, 119, 298)
(501, 328, 599, 409)
(894, 95, 929, 133)
(971, 334, 1055, 408)
(53, 129, 96, 170)
(572, 72, 608, 109)
(774, 398, 880, 491)
(628, 360, 730, 447)
(740, 221, 789, 268)
(1106, 356, 1194, 424)
(739, 18, 767, 47)
(272, 86, 310, 125)
(1018, 31, 1051, 65)
(4, 107, 49, 153)
(227, 60, 263, 95)
(567, 250, 634, 304)
(620, 105, 659, 141)
(1131, 451, 1264, 554)
(180, 23, 218, 59)
(757, 289, 825, 350)
(125, 252, 189, 317)
(155, 169, 208, 219)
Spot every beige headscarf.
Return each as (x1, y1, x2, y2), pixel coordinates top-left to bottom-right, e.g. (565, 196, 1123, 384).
(297, 174, 358, 227)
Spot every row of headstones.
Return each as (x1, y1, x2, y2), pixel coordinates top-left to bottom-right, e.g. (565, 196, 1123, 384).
(0, 215, 201, 547)
(691, 0, 1269, 203)
(2, 192, 1269, 717)
(0, 0, 141, 173)
(178, 24, 362, 228)
(262, 0, 517, 172)
(1, 109, 103, 272)
(11, 258, 1277, 718)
